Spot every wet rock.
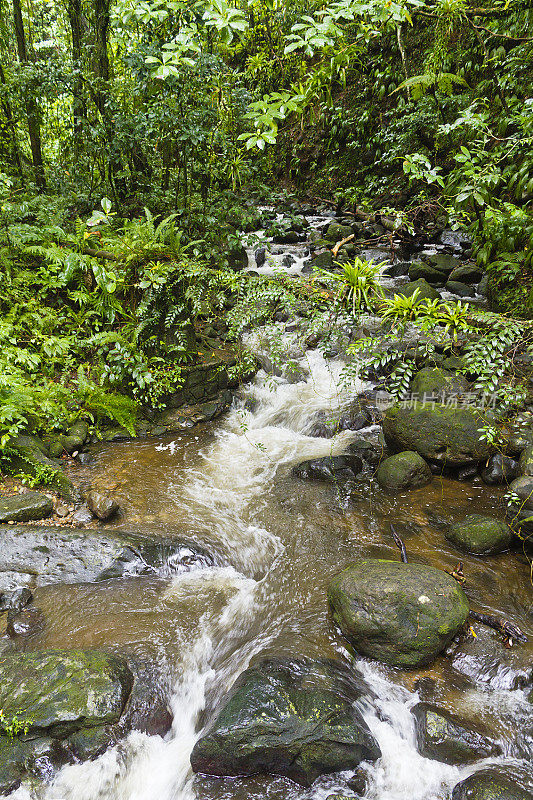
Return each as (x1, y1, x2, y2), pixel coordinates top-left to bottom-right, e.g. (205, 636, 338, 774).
(120, 659, 173, 737)
(448, 264, 484, 284)
(308, 403, 371, 437)
(383, 402, 494, 466)
(446, 280, 473, 297)
(0, 735, 64, 795)
(410, 368, 468, 400)
(481, 453, 520, 485)
(273, 230, 300, 244)
(448, 627, 533, 690)
(0, 649, 133, 736)
(325, 222, 354, 242)
(96, 539, 216, 581)
(451, 770, 533, 800)
(446, 515, 513, 555)
(66, 727, 116, 761)
(0, 525, 165, 591)
(408, 260, 447, 285)
(292, 455, 363, 485)
(457, 464, 479, 481)
(508, 476, 533, 511)
(0, 491, 53, 523)
(71, 506, 94, 527)
(0, 586, 33, 614)
(477, 274, 490, 296)
(392, 279, 440, 302)
(382, 261, 410, 277)
(190, 657, 381, 787)
(5, 441, 76, 500)
(412, 702, 500, 764)
(255, 247, 266, 267)
(87, 490, 119, 521)
(439, 230, 471, 251)
(328, 560, 470, 668)
(519, 445, 533, 476)
(376, 451, 432, 491)
(310, 250, 334, 269)
(427, 253, 461, 273)
(6, 604, 45, 637)
(346, 438, 383, 468)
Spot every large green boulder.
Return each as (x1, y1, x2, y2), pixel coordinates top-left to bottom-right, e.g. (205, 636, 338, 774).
(452, 770, 533, 800)
(190, 658, 381, 787)
(0, 649, 133, 737)
(325, 222, 354, 242)
(427, 254, 460, 273)
(383, 402, 494, 466)
(410, 368, 468, 400)
(328, 560, 470, 668)
(375, 451, 432, 491)
(412, 702, 500, 764)
(446, 515, 513, 555)
(0, 491, 53, 523)
(448, 264, 484, 284)
(408, 260, 447, 285)
(392, 279, 439, 302)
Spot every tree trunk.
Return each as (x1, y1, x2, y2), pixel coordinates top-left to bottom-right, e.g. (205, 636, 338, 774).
(11, 0, 45, 190)
(0, 63, 24, 181)
(67, 0, 86, 156)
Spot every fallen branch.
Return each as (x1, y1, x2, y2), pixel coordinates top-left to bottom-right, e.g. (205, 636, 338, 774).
(82, 247, 118, 261)
(468, 610, 527, 647)
(331, 234, 354, 257)
(390, 524, 408, 563)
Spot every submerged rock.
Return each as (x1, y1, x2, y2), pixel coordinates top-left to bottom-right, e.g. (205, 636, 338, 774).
(87, 490, 119, 521)
(328, 560, 470, 668)
(448, 626, 533, 690)
(0, 491, 53, 523)
(292, 454, 363, 485)
(190, 657, 381, 787)
(412, 702, 500, 764)
(446, 515, 513, 555)
(376, 451, 432, 491)
(383, 402, 494, 466)
(96, 539, 216, 580)
(452, 770, 533, 800)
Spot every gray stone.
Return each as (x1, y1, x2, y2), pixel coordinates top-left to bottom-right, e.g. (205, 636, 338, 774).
(448, 264, 484, 284)
(519, 445, 533, 476)
(408, 261, 447, 285)
(392, 279, 440, 302)
(481, 453, 520, 485)
(452, 770, 533, 800)
(446, 280, 473, 297)
(87, 491, 119, 521)
(412, 702, 500, 764)
(0, 492, 53, 523)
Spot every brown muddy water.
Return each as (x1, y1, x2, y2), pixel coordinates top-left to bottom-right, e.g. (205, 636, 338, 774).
(8, 345, 533, 800)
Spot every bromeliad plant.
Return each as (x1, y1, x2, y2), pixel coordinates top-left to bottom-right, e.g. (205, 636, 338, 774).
(319, 258, 385, 314)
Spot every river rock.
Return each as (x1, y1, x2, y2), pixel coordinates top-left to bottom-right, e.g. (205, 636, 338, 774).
(0, 491, 53, 523)
(446, 515, 513, 555)
(408, 260, 447, 285)
(393, 279, 440, 302)
(383, 402, 494, 466)
(325, 222, 353, 242)
(519, 446, 533, 476)
(328, 560, 470, 668)
(452, 770, 533, 800)
(292, 454, 363, 484)
(226, 243, 248, 270)
(308, 402, 371, 437)
(87, 490, 119, 521)
(6, 604, 45, 637)
(448, 264, 484, 284)
(412, 702, 500, 764)
(481, 453, 520, 485)
(508, 476, 533, 510)
(96, 539, 216, 580)
(428, 253, 461, 273)
(448, 626, 533, 690)
(410, 368, 468, 400)
(0, 649, 133, 735)
(376, 451, 432, 491)
(446, 280, 473, 298)
(190, 657, 381, 787)
(346, 438, 383, 468)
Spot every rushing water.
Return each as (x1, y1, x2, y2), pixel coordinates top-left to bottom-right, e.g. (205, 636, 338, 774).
(6, 215, 533, 800)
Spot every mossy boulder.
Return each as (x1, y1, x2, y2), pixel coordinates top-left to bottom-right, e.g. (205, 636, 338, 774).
(519, 445, 533, 476)
(392, 279, 439, 302)
(446, 280, 473, 298)
(190, 658, 381, 787)
(446, 515, 513, 555)
(0, 491, 53, 523)
(448, 264, 484, 284)
(412, 702, 500, 764)
(325, 222, 354, 242)
(427, 254, 461, 273)
(410, 368, 468, 400)
(375, 451, 432, 491)
(0, 649, 133, 792)
(383, 402, 494, 466)
(408, 261, 447, 285)
(5, 443, 76, 500)
(508, 476, 533, 510)
(328, 559, 470, 668)
(452, 770, 533, 800)
(226, 243, 248, 271)
(0, 649, 133, 737)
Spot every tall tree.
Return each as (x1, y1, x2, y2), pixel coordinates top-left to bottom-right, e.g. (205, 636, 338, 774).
(11, 0, 45, 190)
(67, 0, 86, 157)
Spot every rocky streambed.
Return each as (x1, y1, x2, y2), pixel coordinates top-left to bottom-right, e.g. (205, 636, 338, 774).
(0, 204, 532, 800)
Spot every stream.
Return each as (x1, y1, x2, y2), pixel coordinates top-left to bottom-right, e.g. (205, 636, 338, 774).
(6, 211, 533, 800)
